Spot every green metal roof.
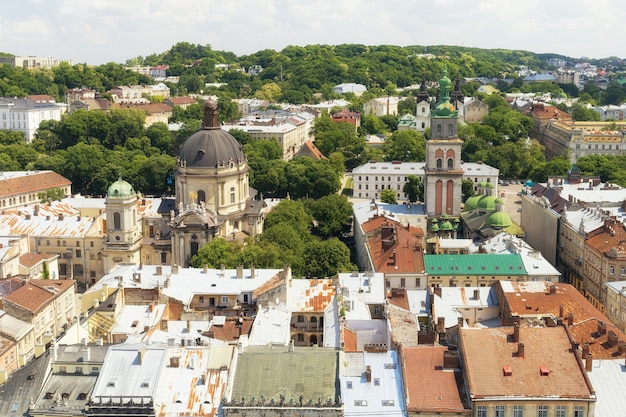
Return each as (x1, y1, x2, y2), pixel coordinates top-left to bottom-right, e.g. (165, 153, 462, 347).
(424, 254, 526, 276)
(230, 346, 340, 404)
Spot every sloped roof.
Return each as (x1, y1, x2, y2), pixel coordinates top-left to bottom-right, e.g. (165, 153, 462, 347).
(363, 216, 425, 274)
(4, 279, 74, 314)
(229, 346, 340, 404)
(402, 346, 467, 413)
(460, 326, 593, 399)
(0, 171, 71, 199)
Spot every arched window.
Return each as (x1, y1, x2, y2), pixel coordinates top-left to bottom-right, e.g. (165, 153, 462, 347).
(197, 190, 206, 203)
(310, 335, 318, 346)
(190, 241, 199, 257)
(113, 212, 121, 230)
(436, 159, 443, 169)
(447, 158, 454, 169)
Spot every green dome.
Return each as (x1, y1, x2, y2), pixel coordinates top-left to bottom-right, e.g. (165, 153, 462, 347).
(433, 100, 457, 117)
(440, 220, 453, 231)
(107, 178, 135, 199)
(486, 211, 512, 228)
(441, 213, 450, 220)
(430, 223, 440, 232)
(486, 182, 495, 188)
(478, 181, 487, 188)
(476, 196, 498, 211)
(494, 197, 504, 204)
(464, 195, 483, 212)
(431, 218, 439, 223)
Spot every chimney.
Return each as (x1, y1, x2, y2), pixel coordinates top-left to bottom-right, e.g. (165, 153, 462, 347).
(288, 340, 294, 353)
(250, 264, 255, 278)
(172, 264, 179, 274)
(443, 350, 460, 369)
(567, 313, 574, 327)
(517, 343, 525, 358)
(559, 304, 564, 318)
(437, 317, 445, 331)
(204, 264, 209, 274)
(549, 284, 556, 295)
(513, 323, 520, 343)
(365, 365, 372, 382)
(148, 303, 154, 312)
(170, 356, 180, 368)
(34, 205, 39, 216)
(82, 347, 91, 362)
(619, 341, 626, 355)
(434, 286, 442, 297)
(187, 320, 191, 333)
(236, 264, 243, 279)
(221, 264, 225, 275)
(473, 289, 480, 300)
(608, 330, 618, 347)
(137, 346, 146, 365)
(585, 353, 593, 372)
(582, 342, 590, 358)
(155, 266, 162, 275)
(598, 321, 607, 335)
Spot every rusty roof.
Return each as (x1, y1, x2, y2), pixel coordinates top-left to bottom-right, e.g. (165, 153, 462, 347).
(0, 212, 102, 238)
(498, 280, 626, 359)
(252, 272, 284, 299)
(19, 253, 58, 268)
(0, 171, 71, 199)
(4, 279, 74, 314)
(586, 221, 626, 254)
(460, 326, 593, 399)
(289, 278, 336, 312)
(402, 346, 468, 413)
(209, 318, 253, 342)
(363, 216, 425, 274)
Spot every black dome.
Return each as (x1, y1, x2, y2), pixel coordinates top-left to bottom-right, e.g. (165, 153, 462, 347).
(178, 100, 246, 168)
(178, 129, 245, 168)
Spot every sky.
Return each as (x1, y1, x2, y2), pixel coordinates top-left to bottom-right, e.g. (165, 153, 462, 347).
(1, 0, 623, 66)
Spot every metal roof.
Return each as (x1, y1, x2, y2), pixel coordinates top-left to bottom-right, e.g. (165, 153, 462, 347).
(424, 254, 526, 276)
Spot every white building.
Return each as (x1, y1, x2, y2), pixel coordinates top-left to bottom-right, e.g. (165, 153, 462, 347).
(352, 161, 499, 201)
(0, 98, 64, 141)
(363, 97, 400, 117)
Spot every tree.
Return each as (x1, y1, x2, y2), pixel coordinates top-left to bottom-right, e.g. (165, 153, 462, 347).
(380, 189, 397, 204)
(191, 237, 240, 268)
(403, 174, 423, 203)
(37, 187, 67, 203)
(462, 179, 475, 202)
(264, 199, 312, 236)
(383, 130, 426, 161)
(305, 194, 353, 238)
(571, 103, 601, 121)
(302, 238, 355, 278)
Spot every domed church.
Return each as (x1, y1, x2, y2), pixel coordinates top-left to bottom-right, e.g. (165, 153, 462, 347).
(171, 100, 265, 266)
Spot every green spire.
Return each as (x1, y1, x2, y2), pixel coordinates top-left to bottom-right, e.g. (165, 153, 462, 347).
(432, 64, 458, 118)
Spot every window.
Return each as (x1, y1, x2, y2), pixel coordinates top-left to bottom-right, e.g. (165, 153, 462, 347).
(221, 296, 229, 304)
(415, 277, 421, 287)
(75, 367, 83, 374)
(495, 405, 505, 417)
(161, 252, 167, 264)
(113, 212, 121, 230)
(297, 315, 305, 322)
(610, 265, 615, 275)
(199, 296, 204, 304)
(354, 400, 367, 407)
(436, 158, 443, 169)
(513, 405, 524, 417)
(556, 406, 566, 417)
(574, 406, 585, 417)
(400, 278, 406, 287)
(76, 249, 81, 258)
(477, 406, 487, 417)
(346, 381, 353, 389)
(621, 266, 625, 276)
(373, 306, 380, 315)
(297, 334, 304, 342)
(382, 400, 395, 406)
(447, 158, 454, 169)
(538, 405, 548, 417)
(230, 187, 235, 204)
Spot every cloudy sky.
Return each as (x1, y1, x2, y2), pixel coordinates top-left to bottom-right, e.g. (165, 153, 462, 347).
(1, 0, 622, 65)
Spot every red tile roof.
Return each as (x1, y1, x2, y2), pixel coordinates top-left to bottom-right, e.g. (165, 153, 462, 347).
(0, 171, 71, 199)
(460, 326, 593, 399)
(402, 346, 468, 413)
(19, 253, 58, 268)
(499, 281, 626, 359)
(209, 317, 253, 341)
(4, 279, 74, 313)
(363, 216, 425, 274)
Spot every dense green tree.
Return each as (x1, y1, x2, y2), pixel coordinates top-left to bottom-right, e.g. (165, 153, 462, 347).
(528, 156, 571, 183)
(403, 174, 423, 202)
(191, 237, 240, 268)
(383, 130, 426, 161)
(302, 238, 355, 278)
(264, 199, 311, 235)
(462, 179, 475, 202)
(571, 103, 601, 121)
(380, 189, 397, 204)
(146, 122, 173, 154)
(305, 194, 353, 238)
(37, 187, 67, 203)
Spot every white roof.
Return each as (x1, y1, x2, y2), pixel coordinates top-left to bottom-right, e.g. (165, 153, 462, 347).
(248, 306, 291, 346)
(352, 161, 499, 177)
(0, 309, 33, 340)
(85, 264, 281, 306)
(353, 201, 426, 228)
(111, 304, 165, 336)
(338, 272, 386, 306)
(340, 350, 405, 417)
(586, 359, 626, 417)
(605, 280, 626, 294)
(405, 290, 430, 317)
(437, 286, 498, 308)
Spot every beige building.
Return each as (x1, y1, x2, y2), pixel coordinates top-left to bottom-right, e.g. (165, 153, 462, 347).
(0, 55, 71, 68)
(363, 96, 399, 116)
(463, 98, 489, 124)
(605, 280, 626, 333)
(173, 101, 265, 266)
(460, 326, 596, 417)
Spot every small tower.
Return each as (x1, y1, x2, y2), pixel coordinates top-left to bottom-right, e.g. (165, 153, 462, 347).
(104, 178, 142, 271)
(424, 66, 464, 217)
(415, 79, 431, 132)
